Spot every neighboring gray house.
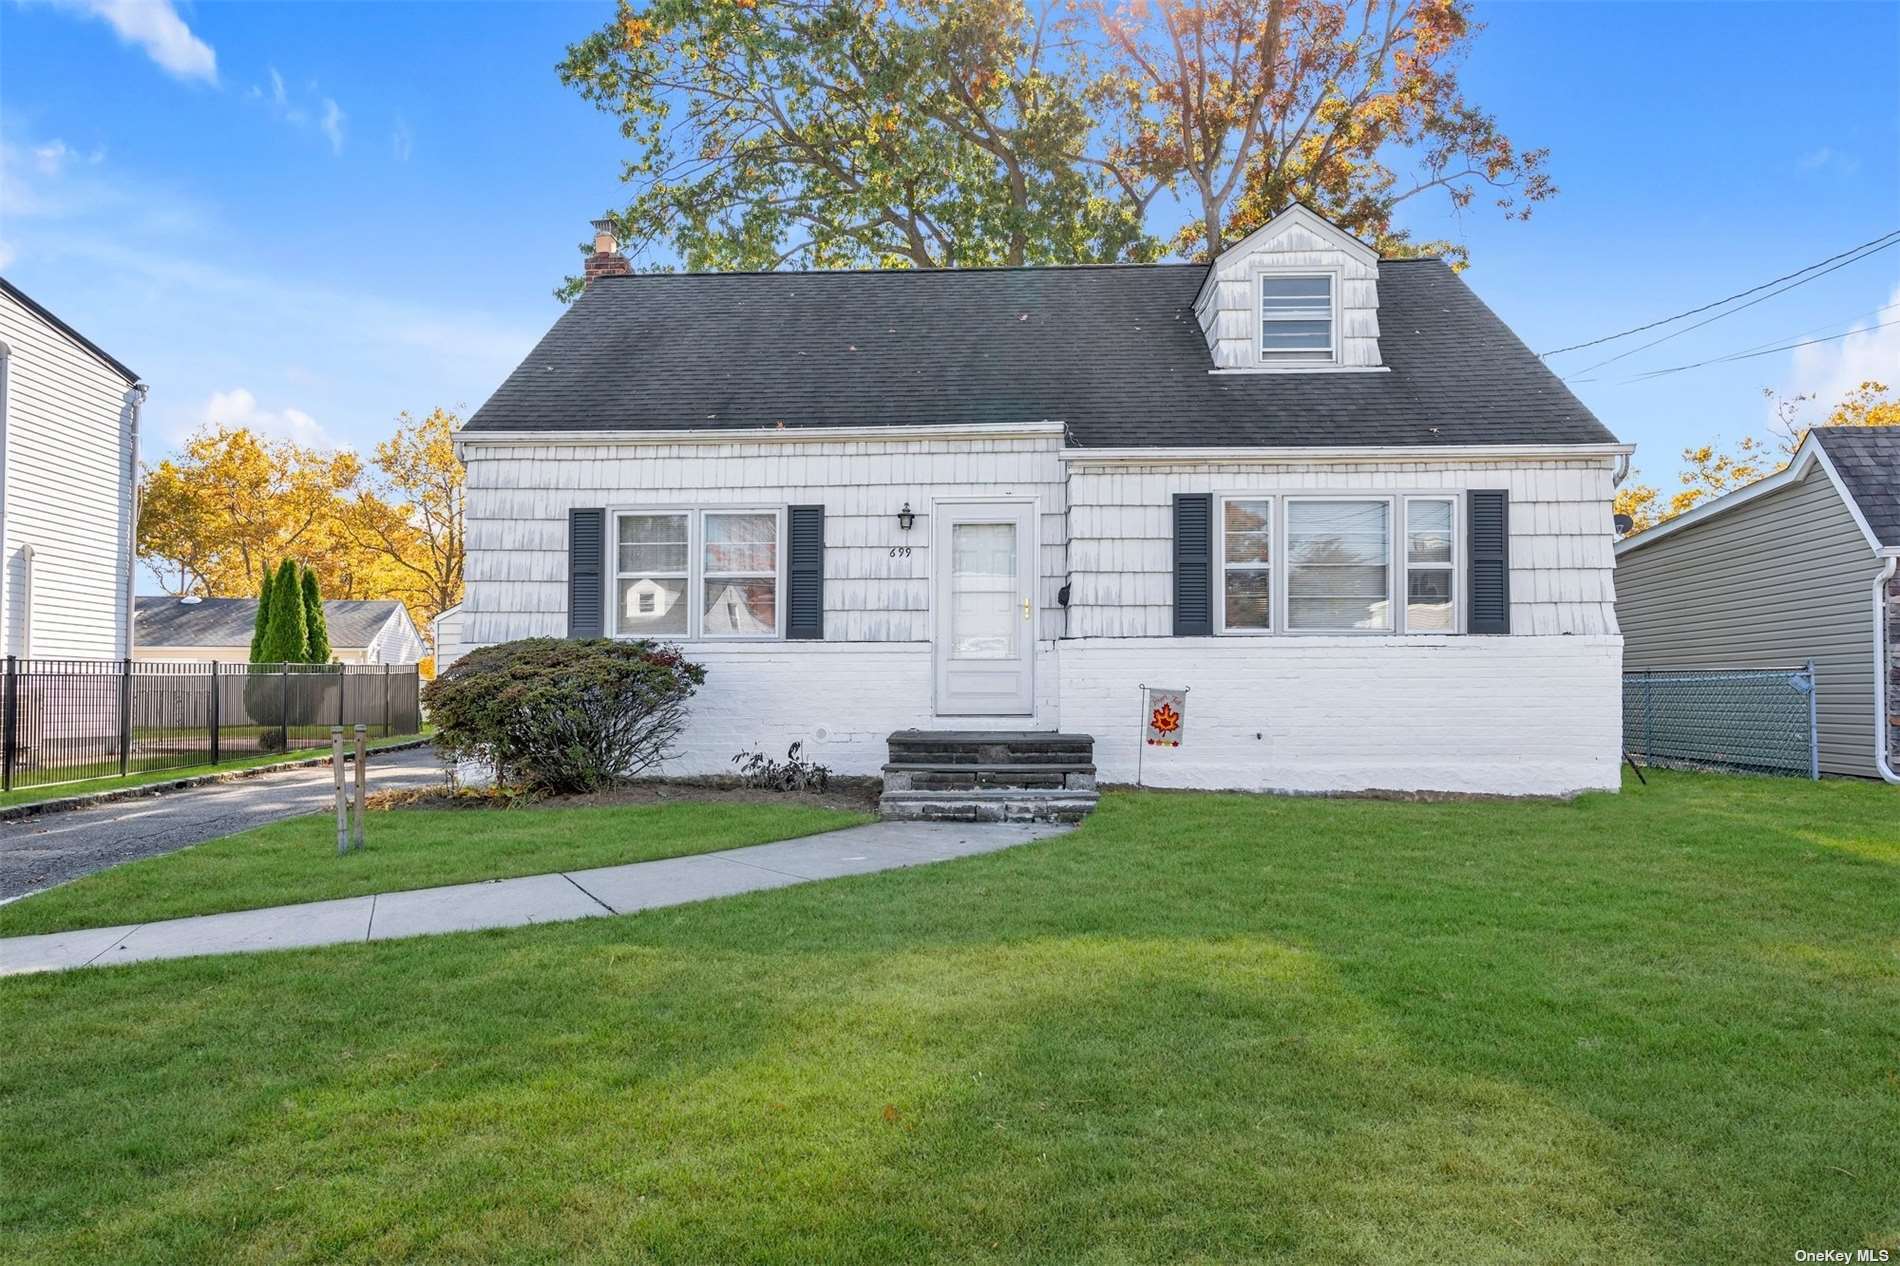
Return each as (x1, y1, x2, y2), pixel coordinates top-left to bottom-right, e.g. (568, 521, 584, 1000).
(454, 205, 1632, 797)
(1616, 427, 1899, 782)
(135, 596, 427, 666)
(0, 277, 145, 661)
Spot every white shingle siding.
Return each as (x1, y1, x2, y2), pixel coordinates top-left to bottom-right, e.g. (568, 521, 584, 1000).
(461, 435, 1069, 647)
(0, 288, 133, 661)
(1064, 458, 1620, 638)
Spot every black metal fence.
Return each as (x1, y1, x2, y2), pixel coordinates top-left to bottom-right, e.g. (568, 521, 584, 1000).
(1622, 663, 1819, 779)
(0, 658, 423, 792)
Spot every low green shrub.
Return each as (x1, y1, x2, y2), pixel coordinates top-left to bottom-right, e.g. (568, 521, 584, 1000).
(423, 638, 706, 793)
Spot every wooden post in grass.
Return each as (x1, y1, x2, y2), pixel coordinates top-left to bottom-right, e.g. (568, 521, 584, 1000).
(332, 725, 348, 856)
(352, 723, 367, 850)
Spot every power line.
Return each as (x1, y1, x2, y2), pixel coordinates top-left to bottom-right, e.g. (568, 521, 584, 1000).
(1616, 316, 1900, 384)
(1562, 235, 1900, 379)
(1539, 227, 1900, 358)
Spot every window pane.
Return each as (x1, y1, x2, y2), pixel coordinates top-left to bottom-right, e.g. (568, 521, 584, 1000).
(1224, 570, 1271, 630)
(703, 578, 777, 635)
(1407, 500, 1453, 564)
(615, 576, 688, 635)
(1407, 570, 1454, 632)
(1288, 596, 1391, 631)
(704, 512, 777, 574)
(1223, 499, 1271, 564)
(1260, 276, 1330, 317)
(1287, 501, 1390, 630)
(618, 514, 688, 574)
(951, 522, 1017, 660)
(1260, 319, 1332, 351)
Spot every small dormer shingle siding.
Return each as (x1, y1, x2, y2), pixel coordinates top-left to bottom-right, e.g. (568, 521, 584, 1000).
(1193, 206, 1382, 371)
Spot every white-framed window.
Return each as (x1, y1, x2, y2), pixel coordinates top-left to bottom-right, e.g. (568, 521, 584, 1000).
(1403, 497, 1458, 633)
(612, 507, 782, 640)
(1218, 496, 1273, 632)
(1285, 497, 1393, 633)
(1258, 274, 1335, 363)
(701, 510, 780, 637)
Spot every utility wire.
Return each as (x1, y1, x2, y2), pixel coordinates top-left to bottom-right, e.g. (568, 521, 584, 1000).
(1562, 235, 1900, 379)
(1616, 317, 1900, 383)
(1565, 301, 1900, 385)
(1540, 227, 1900, 358)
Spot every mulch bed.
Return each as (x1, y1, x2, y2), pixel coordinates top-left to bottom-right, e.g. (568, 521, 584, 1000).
(375, 777, 881, 815)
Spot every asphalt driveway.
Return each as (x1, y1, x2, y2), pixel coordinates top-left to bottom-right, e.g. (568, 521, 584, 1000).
(0, 745, 448, 901)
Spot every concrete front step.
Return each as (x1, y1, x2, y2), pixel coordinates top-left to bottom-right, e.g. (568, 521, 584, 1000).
(883, 765, 1097, 792)
(877, 789, 1100, 824)
(880, 730, 1101, 823)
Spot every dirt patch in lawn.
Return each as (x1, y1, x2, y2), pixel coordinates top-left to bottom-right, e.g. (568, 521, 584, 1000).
(373, 777, 882, 815)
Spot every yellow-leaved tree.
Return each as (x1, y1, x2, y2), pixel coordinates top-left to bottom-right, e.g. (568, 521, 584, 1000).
(1615, 381, 1899, 537)
(137, 410, 466, 648)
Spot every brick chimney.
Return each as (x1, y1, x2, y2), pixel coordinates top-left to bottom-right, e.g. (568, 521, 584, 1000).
(583, 215, 632, 286)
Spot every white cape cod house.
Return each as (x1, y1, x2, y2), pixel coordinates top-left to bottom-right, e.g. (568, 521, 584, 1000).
(456, 206, 1629, 799)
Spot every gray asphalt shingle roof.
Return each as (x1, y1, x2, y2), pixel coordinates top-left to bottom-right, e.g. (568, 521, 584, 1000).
(135, 597, 404, 649)
(1813, 426, 1900, 548)
(464, 259, 1617, 449)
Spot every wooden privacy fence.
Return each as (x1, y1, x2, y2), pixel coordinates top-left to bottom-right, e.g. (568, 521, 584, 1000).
(0, 658, 423, 792)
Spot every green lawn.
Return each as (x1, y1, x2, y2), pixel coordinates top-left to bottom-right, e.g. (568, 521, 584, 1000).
(0, 802, 870, 936)
(3, 771, 1896, 1264)
(0, 734, 430, 810)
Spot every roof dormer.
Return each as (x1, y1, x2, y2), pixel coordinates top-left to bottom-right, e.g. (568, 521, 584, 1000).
(1193, 204, 1383, 373)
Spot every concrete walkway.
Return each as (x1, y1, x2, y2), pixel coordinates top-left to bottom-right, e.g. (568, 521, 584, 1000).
(0, 819, 1069, 976)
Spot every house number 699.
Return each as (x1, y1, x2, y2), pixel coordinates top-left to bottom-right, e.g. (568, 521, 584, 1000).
(888, 546, 913, 558)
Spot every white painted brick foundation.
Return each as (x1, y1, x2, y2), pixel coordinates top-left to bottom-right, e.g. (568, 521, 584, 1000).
(1059, 635, 1623, 796)
(637, 634, 1621, 796)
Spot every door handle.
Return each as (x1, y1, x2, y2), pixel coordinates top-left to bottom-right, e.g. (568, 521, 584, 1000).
(1023, 598, 1032, 620)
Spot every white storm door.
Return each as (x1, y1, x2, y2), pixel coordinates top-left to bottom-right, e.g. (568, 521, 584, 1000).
(933, 501, 1036, 716)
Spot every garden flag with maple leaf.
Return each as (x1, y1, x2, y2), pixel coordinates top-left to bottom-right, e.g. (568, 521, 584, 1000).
(1145, 688, 1186, 747)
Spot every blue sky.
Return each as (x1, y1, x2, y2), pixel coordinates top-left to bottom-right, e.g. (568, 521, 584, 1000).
(3, 0, 1896, 510)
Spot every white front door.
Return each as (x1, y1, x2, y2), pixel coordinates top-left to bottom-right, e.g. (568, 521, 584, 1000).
(934, 501, 1036, 717)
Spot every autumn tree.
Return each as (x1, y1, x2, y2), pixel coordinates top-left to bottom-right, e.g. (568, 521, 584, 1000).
(137, 428, 363, 599)
(1616, 382, 1900, 537)
(1094, 0, 1552, 260)
(342, 408, 467, 637)
(558, 0, 1157, 283)
(560, 0, 1548, 285)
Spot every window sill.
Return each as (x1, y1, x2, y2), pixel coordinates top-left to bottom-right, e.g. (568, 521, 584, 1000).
(1209, 365, 1391, 376)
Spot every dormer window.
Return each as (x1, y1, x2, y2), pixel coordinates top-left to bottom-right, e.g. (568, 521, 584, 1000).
(1259, 274, 1335, 363)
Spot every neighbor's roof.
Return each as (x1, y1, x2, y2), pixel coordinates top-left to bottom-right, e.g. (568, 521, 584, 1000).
(135, 597, 406, 648)
(463, 260, 1616, 449)
(0, 276, 140, 385)
(1811, 426, 1900, 548)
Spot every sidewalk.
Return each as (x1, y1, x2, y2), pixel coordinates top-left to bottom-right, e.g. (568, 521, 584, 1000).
(0, 819, 1070, 975)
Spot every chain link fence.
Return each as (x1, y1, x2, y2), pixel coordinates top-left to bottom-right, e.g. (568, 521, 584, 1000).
(1, 658, 423, 792)
(1623, 663, 1818, 779)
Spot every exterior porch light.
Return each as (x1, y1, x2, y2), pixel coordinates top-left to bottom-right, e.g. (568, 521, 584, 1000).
(897, 502, 916, 531)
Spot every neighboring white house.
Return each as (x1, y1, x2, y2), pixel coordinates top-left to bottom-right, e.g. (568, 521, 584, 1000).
(134, 596, 427, 665)
(0, 277, 144, 662)
(432, 602, 467, 672)
(455, 205, 1631, 796)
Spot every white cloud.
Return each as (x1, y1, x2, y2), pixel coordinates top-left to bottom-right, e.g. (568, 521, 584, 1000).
(42, 0, 217, 84)
(1779, 281, 1900, 417)
(28, 138, 104, 176)
(391, 118, 413, 161)
(319, 98, 345, 156)
(1797, 145, 1862, 177)
(195, 387, 325, 446)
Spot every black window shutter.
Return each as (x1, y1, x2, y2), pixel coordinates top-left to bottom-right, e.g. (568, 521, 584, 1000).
(1467, 489, 1510, 634)
(786, 505, 825, 640)
(568, 508, 605, 638)
(1173, 493, 1213, 636)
